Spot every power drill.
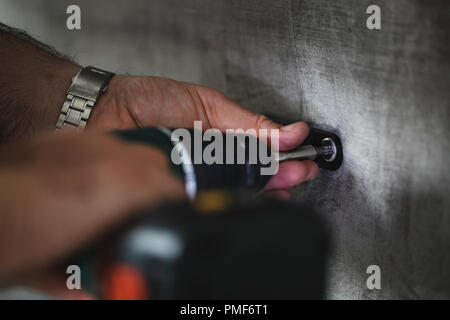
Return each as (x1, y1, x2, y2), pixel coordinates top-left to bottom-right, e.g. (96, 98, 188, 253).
(72, 126, 340, 298)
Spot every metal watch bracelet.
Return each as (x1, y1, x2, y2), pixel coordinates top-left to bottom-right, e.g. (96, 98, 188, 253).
(56, 66, 115, 130)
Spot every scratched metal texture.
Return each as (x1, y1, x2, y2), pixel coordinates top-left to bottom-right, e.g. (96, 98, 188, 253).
(0, 0, 449, 299)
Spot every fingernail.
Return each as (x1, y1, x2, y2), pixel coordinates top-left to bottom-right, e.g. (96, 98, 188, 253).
(306, 168, 318, 181)
(281, 123, 298, 132)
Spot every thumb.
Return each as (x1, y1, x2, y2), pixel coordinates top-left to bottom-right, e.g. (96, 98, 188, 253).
(209, 94, 309, 151)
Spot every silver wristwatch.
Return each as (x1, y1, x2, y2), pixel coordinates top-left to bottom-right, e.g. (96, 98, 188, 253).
(56, 66, 115, 130)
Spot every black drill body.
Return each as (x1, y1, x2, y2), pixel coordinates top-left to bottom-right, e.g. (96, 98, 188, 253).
(114, 126, 343, 194)
(76, 194, 329, 299)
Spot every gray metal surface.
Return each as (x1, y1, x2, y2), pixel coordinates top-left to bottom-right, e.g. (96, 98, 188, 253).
(0, 0, 449, 299)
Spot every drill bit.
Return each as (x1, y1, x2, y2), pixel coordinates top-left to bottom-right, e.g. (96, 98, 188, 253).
(277, 138, 337, 162)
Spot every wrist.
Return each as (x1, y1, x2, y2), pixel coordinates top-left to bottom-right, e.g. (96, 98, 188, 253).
(36, 62, 81, 131)
(88, 75, 138, 131)
(0, 58, 81, 143)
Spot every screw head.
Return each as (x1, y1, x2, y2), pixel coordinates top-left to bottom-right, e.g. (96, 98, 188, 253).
(321, 138, 337, 162)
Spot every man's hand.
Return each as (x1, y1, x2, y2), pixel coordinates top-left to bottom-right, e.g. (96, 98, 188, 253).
(0, 23, 318, 200)
(91, 75, 319, 198)
(0, 132, 185, 285)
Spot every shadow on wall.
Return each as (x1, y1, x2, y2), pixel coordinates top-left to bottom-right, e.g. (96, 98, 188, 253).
(300, 165, 450, 299)
(222, 61, 303, 122)
(221, 61, 450, 299)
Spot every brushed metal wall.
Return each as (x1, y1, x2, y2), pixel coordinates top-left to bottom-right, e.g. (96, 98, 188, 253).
(1, 0, 449, 299)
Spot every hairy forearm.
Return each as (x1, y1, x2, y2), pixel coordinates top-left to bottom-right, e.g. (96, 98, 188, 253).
(0, 23, 81, 144)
